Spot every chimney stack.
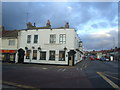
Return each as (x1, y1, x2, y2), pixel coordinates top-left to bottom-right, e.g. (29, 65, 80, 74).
(46, 20, 51, 28)
(65, 22, 69, 28)
(34, 22, 36, 27)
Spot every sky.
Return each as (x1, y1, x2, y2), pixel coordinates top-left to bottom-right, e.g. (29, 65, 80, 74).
(2, 2, 119, 51)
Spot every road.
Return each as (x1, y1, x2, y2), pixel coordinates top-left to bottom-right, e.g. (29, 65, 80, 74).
(2, 58, 120, 89)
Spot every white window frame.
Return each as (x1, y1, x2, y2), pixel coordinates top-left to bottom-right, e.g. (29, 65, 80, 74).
(8, 40, 15, 46)
(50, 34, 56, 44)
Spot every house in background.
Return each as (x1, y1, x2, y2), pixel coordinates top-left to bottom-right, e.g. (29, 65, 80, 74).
(1, 29, 19, 62)
(15, 20, 84, 66)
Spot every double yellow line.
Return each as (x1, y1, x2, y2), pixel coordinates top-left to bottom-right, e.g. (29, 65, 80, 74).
(2, 81, 41, 89)
(97, 72, 120, 90)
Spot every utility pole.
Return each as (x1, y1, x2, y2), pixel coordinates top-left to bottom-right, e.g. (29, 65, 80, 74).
(26, 2, 30, 23)
(113, 36, 115, 61)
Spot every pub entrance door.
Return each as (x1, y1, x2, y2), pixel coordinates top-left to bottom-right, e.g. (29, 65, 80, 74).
(18, 48, 25, 63)
(68, 50, 76, 66)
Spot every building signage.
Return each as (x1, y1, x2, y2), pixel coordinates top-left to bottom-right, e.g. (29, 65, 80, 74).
(0, 50, 16, 53)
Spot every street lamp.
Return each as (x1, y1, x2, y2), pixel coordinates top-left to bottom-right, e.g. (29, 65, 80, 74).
(38, 47, 41, 51)
(25, 47, 28, 50)
(64, 47, 67, 51)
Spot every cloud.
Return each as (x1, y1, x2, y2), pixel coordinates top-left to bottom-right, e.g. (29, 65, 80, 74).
(2, 2, 118, 50)
(79, 28, 118, 50)
(91, 24, 98, 29)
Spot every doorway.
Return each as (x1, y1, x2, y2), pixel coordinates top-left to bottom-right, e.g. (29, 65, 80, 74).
(68, 50, 76, 66)
(18, 48, 25, 63)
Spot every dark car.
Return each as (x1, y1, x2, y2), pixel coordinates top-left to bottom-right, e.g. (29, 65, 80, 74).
(100, 57, 106, 61)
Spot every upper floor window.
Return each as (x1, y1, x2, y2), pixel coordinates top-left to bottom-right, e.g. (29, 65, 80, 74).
(59, 34, 66, 44)
(9, 40, 15, 46)
(27, 35, 31, 43)
(34, 35, 38, 43)
(50, 34, 56, 44)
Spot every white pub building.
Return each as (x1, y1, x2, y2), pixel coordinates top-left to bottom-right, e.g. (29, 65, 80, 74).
(15, 20, 84, 66)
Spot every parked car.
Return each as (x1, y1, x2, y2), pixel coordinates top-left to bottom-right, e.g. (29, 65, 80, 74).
(105, 58, 110, 61)
(100, 57, 106, 61)
(90, 56, 95, 60)
(96, 58, 100, 60)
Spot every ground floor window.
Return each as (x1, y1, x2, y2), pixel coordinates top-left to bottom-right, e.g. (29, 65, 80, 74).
(33, 50, 37, 60)
(2, 54, 6, 61)
(49, 51, 55, 60)
(2, 53, 15, 62)
(59, 51, 65, 61)
(40, 51, 46, 60)
(26, 50, 31, 59)
(9, 54, 15, 61)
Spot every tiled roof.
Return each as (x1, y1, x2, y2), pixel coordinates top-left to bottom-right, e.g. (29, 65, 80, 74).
(2, 30, 19, 38)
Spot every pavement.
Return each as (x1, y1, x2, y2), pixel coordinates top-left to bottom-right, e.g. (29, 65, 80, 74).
(2, 59, 120, 89)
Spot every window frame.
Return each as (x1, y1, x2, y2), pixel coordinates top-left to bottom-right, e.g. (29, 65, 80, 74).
(40, 51, 46, 60)
(26, 50, 31, 59)
(49, 50, 55, 60)
(34, 35, 38, 43)
(59, 51, 65, 61)
(50, 34, 56, 44)
(32, 50, 37, 60)
(8, 40, 15, 46)
(27, 35, 31, 44)
(59, 34, 66, 44)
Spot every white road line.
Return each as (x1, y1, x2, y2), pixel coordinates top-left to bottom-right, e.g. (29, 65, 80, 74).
(57, 69, 62, 71)
(97, 72, 120, 90)
(62, 69, 66, 72)
(42, 68, 47, 70)
(76, 68, 79, 70)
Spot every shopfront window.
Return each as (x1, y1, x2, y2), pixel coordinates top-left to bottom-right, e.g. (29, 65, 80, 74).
(33, 50, 37, 60)
(9, 54, 15, 61)
(26, 50, 31, 59)
(49, 51, 55, 60)
(40, 51, 46, 60)
(59, 51, 65, 61)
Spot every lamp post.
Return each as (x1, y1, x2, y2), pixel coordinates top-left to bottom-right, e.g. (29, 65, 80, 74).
(113, 36, 115, 61)
(38, 47, 41, 51)
(64, 47, 67, 51)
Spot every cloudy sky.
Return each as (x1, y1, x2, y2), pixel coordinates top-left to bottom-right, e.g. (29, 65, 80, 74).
(2, 2, 118, 51)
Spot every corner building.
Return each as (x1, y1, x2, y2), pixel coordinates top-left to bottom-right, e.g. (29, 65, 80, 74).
(16, 22, 84, 66)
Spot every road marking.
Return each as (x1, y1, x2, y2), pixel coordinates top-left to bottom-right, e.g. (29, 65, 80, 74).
(104, 72, 118, 75)
(103, 73, 120, 81)
(84, 63, 87, 68)
(80, 60, 89, 70)
(76, 68, 79, 70)
(2, 81, 40, 89)
(57, 69, 62, 71)
(42, 68, 47, 70)
(97, 72, 120, 90)
(62, 69, 66, 71)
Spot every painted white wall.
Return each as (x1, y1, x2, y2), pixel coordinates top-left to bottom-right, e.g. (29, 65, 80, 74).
(17, 28, 83, 65)
(0, 38, 2, 50)
(2, 38, 18, 50)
